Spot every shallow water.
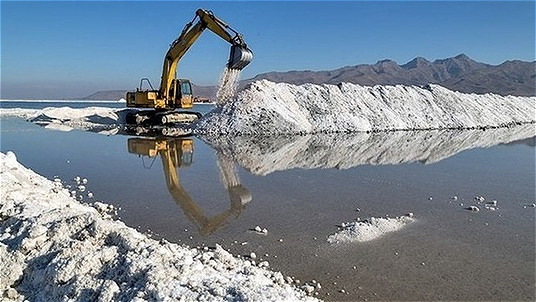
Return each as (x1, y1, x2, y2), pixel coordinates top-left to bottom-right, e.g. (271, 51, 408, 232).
(1, 103, 534, 301)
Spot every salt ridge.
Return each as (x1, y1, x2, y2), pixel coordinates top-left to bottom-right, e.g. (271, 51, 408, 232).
(195, 80, 535, 135)
(0, 107, 134, 133)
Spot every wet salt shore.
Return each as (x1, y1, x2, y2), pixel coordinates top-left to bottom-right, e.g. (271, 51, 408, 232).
(0, 152, 317, 301)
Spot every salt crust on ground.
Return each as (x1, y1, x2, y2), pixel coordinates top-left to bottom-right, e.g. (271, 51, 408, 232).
(327, 216, 415, 244)
(1, 81, 534, 135)
(0, 106, 132, 133)
(195, 80, 535, 135)
(201, 124, 535, 176)
(0, 152, 317, 301)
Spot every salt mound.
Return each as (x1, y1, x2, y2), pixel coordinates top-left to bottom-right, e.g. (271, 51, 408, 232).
(0, 106, 133, 130)
(0, 107, 140, 134)
(327, 216, 415, 243)
(194, 80, 536, 135)
(0, 152, 317, 301)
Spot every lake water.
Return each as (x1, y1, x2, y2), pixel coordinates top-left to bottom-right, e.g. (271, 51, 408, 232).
(1, 102, 534, 301)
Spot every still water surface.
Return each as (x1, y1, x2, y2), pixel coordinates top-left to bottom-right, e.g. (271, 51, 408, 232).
(1, 102, 534, 301)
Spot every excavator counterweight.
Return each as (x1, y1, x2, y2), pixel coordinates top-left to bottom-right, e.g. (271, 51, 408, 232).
(126, 8, 253, 126)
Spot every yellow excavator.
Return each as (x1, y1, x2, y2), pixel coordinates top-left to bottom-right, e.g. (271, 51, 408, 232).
(126, 9, 253, 125)
(127, 137, 252, 235)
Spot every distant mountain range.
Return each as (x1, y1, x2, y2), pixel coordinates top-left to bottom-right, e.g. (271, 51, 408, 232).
(81, 54, 535, 100)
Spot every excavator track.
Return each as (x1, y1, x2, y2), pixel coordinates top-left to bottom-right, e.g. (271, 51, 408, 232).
(126, 110, 202, 126)
(158, 111, 202, 124)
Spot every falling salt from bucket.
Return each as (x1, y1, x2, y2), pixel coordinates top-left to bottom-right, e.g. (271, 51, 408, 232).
(216, 67, 241, 106)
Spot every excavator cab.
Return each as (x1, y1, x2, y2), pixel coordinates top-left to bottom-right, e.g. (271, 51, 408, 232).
(168, 79, 193, 109)
(127, 79, 194, 111)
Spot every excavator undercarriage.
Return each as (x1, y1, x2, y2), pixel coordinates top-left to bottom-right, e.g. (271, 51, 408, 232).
(125, 110, 202, 126)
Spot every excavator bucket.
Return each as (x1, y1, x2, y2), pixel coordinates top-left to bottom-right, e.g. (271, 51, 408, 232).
(228, 45, 253, 70)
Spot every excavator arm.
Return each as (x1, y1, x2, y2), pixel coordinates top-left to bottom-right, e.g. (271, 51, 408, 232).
(160, 9, 253, 104)
(159, 142, 252, 235)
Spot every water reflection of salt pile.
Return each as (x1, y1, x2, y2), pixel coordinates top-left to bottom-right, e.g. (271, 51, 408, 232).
(201, 124, 535, 175)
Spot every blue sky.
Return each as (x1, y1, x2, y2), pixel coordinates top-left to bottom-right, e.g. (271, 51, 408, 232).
(1, 1, 535, 99)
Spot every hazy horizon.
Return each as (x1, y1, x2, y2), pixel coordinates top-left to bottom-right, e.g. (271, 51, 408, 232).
(1, 53, 534, 101)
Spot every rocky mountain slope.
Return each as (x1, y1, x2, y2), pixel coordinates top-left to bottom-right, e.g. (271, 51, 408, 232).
(246, 54, 535, 96)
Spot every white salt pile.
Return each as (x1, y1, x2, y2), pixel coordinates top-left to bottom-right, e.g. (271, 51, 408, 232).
(202, 124, 535, 176)
(0, 107, 131, 132)
(327, 215, 415, 243)
(195, 80, 535, 135)
(0, 152, 317, 301)
(216, 67, 242, 106)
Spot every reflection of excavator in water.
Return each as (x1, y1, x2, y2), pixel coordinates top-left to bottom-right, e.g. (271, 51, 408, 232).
(125, 9, 253, 125)
(127, 137, 252, 235)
